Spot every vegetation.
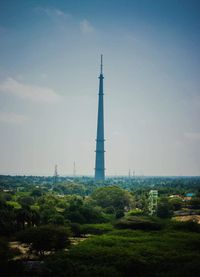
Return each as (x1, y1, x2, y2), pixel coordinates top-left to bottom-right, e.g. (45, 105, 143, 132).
(16, 225, 70, 256)
(43, 224, 200, 277)
(91, 186, 134, 214)
(0, 175, 200, 276)
(115, 215, 164, 230)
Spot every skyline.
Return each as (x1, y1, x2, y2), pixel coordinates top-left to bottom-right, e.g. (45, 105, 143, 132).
(0, 0, 200, 176)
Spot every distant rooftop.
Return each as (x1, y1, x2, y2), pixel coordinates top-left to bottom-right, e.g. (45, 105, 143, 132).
(185, 193, 195, 197)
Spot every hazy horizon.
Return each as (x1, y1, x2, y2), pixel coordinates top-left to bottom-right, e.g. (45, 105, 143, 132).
(0, 0, 200, 176)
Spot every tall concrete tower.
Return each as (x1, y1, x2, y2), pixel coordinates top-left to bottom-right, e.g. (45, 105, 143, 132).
(95, 55, 105, 181)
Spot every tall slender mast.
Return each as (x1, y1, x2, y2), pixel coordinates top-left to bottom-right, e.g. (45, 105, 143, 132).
(95, 55, 105, 181)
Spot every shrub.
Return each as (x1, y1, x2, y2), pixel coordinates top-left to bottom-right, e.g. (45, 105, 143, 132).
(115, 216, 164, 231)
(172, 220, 200, 232)
(70, 223, 82, 237)
(127, 209, 144, 216)
(18, 196, 34, 207)
(42, 226, 200, 277)
(115, 210, 124, 219)
(49, 214, 65, 225)
(157, 199, 173, 218)
(81, 223, 114, 235)
(16, 225, 70, 256)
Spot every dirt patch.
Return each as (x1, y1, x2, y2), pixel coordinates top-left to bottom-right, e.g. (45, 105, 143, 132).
(174, 215, 200, 224)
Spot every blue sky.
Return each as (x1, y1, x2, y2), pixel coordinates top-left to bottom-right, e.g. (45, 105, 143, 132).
(0, 0, 200, 176)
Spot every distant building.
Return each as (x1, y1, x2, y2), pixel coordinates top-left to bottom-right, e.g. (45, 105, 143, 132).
(185, 193, 195, 197)
(53, 164, 58, 185)
(184, 192, 195, 201)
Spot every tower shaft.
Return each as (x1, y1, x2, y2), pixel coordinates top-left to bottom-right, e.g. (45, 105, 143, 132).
(95, 55, 105, 181)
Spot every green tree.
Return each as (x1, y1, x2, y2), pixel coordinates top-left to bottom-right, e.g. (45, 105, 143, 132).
(18, 196, 34, 207)
(0, 200, 15, 235)
(17, 225, 70, 256)
(15, 207, 32, 229)
(0, 192, 12, 201)
(50, 214, 65, 225)
(64, 197, 106, 224)
(30, 188, 44, 198)
(91, 186, 134, 213)
(40, 207, 58, 225)
(170, 197, 183, 211)
(157, 198, 173, 218)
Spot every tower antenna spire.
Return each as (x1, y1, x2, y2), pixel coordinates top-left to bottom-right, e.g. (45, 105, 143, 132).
(95, 54, 105, 181)
(100, 54, 103, 74)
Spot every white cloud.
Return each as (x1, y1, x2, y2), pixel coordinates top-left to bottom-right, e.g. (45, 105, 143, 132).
(184, 132, 200, 141)
(0, 111, 28, 124)
(35, 7, 70, 20)
(0, 78, 61, 103)
(80, 19, 94, 34)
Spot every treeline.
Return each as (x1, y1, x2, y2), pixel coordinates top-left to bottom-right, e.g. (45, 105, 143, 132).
(0, 186, 135, 236)
(1, 175, 200, 196)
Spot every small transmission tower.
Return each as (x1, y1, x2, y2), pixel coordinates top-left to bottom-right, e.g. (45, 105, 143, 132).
(148, 190, 158, 215)
(128, 169, 131, 184)
(73, 161, 76, 178)
(53, 164, 59, 186)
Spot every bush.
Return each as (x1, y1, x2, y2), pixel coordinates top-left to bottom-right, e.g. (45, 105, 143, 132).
(18, 196, 34, 207)
(49, 214, 65, 225)
(43, 252, 120, 277)
(169, 198, 183, 211)
(157, 199, 173, 218)
(115, 210, 124, 219)
(66, 202, 107, 224)
(127, 209, 144, 216)
(115, 216, 164, 231)
(70, 223, 82, 237)
(16, 225, 70, 256)
(172, 220, 200, 232)
(42, 225, 200, 277)
(81, 223, 114, 235)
